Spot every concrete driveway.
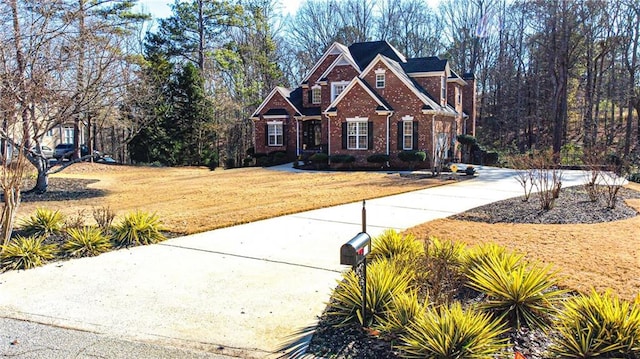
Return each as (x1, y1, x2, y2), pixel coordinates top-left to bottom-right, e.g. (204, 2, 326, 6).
(0, 166, 587, 358)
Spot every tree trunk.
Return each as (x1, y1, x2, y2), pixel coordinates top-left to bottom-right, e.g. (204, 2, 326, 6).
(1, 187, 20, 246)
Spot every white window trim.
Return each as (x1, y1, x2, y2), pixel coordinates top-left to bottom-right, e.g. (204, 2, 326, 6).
(311, 85, 321, 104)
(441, 76, 447, 106)
(375, 68, 386, 88)
(402, 115, 414, 150)
(376, 73, 385, 88)
(331, 81, 350, 102)
(346, 117, 368, 150)
(267, 121, 283, 146)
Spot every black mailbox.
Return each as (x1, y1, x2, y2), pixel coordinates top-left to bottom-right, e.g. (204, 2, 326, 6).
(340, 232, 371, 266)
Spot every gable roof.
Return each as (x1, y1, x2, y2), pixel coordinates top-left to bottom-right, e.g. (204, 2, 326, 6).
(360, 54, 452, 113)
(324, 77, 393, 114)
(348, 41, 406, 70)
(301, 42, 351, 84)
(316, 52, 361, 83)
(250, 86, 301, 118)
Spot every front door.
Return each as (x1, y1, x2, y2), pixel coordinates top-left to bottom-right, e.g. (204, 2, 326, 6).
(302, 120, 321, 150)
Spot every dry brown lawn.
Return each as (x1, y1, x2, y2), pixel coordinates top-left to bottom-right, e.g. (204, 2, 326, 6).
(18, 163, 450, 235)
(406, 181, 640, 301)
(16, 163, 640, 300)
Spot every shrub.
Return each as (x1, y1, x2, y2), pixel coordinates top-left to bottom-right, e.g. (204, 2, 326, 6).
(65, 210, 86, 229)
(398, 302, 508, 359)
(379, 290, 426, 336)
(464, 243, 524, 275)
(92, 206, 116, 230)
(0, 235, 56, 270)
(629, 172, 640, 183)
(367, 154, 389, 164)
(423, 238, 468, 305)
(549, 290, 640, 358)
(19, 208, 65, 237)
(309, 152, 328, 163)
(466, 255, 565, 329)
(464, 166, 476, 175)
(369, 229, 424, 263)
(327, 259, 413, 327)
(397, 151, 426, 163)
(113, 210, 166, 247)
(63, 227, 112, 257)
(329, 154, 355, 164)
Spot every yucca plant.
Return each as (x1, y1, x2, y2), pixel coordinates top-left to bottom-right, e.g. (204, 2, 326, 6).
(464, 243, 524, 275)
(62, 227, 112, 257)
(369, 229, 424, 262)
(19, 208, 64, 237)
(378, 290, 427, 336)
(327, 259, 413, 327)
(466, 254, 566, 330)
(549, 290, 640, 358)
(0, 235, 56, 270)
(398, 302, 508, 358)
(113, 210, 166, 247)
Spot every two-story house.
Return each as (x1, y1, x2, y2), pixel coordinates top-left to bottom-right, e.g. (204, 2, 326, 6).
(251, 40, 476, 168)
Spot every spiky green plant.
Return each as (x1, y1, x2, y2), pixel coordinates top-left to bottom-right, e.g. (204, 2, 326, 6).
(378, 290, 427, 336)
(19, 208, 64, 237)
(398, 302, 508, 358)
(466, 254, 566, 330)
(464, 243, 524, 275)
(113, 210, 166, 247)
(549, 290, 640, 358)
(0, 235, 56, 270)
(63, 227, 112, 257)
(369, 229, 424, 262)
(328, 259, 413, 327)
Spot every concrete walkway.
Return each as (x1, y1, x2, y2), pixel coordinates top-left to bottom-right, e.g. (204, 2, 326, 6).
(0, 166, 587, 358)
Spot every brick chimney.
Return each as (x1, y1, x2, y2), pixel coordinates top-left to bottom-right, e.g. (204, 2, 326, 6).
(462, 72, 476, 137)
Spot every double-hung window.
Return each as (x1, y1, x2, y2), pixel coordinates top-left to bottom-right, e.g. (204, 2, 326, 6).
(311, 86, 321, 104)
(63, 127, 74, 144)
(331, 81, 349, 101)
(403, 121, 413, 150)
(376, 73, 385, 88)
(267, 122, 283, 146)
(347, 119, 368, 150)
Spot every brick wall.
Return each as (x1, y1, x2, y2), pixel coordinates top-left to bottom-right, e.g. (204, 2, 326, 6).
(253, 92, 298, 158)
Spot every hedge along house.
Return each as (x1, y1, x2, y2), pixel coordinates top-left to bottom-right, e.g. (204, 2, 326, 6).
(251, 41, 476, 169)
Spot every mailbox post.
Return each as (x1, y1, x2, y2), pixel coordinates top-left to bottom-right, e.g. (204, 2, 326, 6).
(339, 200, 370, 325)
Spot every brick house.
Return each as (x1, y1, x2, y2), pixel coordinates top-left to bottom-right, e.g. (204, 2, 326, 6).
(250, 41, 476, 168)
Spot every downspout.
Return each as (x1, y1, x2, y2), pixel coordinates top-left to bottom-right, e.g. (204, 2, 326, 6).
(386, 113, 392, 167)
(326, 115, 331, 160)
(432, 115, 436, 171)
(295, 118, 300, 157)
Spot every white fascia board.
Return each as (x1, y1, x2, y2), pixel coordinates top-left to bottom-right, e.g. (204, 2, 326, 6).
(300, 42, 349, 84)
(316, 53, 361, 82)
(360, 55, 440, 111)
(251, 87, 300, 118)
(324, 77, 388, 113)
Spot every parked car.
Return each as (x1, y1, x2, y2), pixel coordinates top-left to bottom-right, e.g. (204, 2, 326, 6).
(54, 144, 101, 161)
(31, 145, 54, 159)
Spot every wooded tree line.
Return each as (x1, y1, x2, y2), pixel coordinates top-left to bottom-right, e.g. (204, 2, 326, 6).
(2, 0, 640, 172)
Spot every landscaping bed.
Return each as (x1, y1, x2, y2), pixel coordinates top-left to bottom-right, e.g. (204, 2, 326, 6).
(305, 184, 640, 359)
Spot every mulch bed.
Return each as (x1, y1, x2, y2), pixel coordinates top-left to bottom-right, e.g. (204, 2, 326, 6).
(304, 184, 640, 359)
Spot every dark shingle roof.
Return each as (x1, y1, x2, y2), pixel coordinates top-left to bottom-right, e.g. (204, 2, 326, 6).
(348, 41, 405, 70)
(301, 107, 321, 116)
(263, 108, 289, 116)
(401, 56, 447, 73)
